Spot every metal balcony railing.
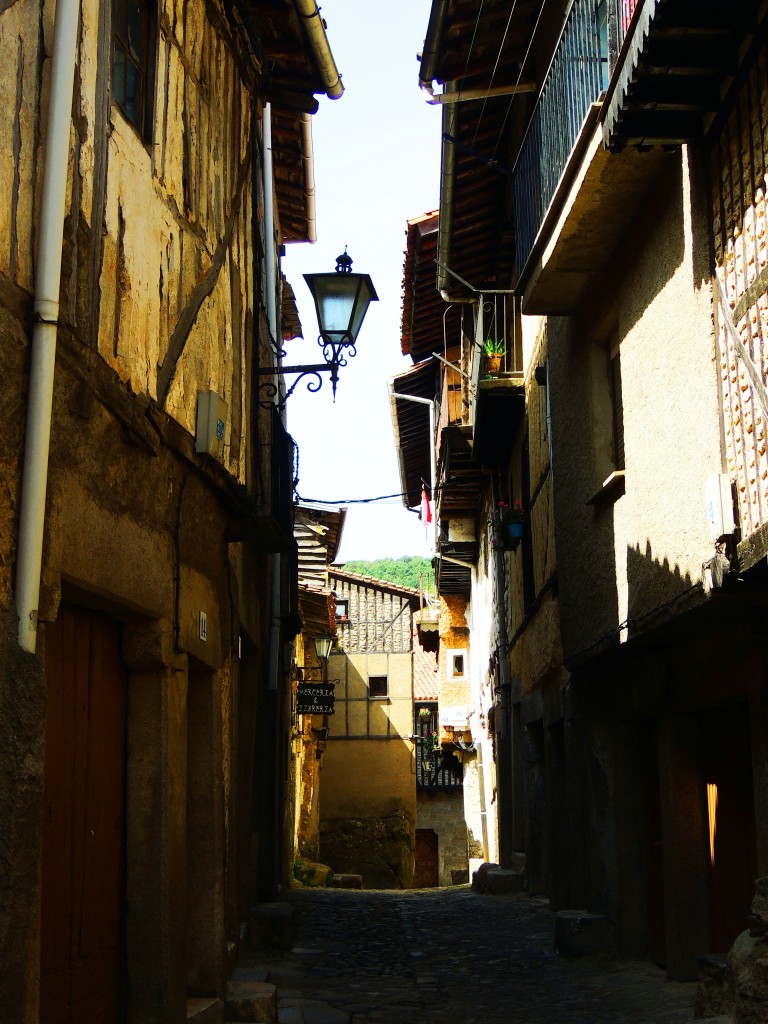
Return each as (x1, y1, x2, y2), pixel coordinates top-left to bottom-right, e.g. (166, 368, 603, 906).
(513, 0, 635, 276)
(476, 293, 523, 378)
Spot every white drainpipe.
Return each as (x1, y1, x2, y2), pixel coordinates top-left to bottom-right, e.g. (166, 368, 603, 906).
(300, 113, 316, 244)
(264, 103, 277, 341)
(15, 0, 80, 653)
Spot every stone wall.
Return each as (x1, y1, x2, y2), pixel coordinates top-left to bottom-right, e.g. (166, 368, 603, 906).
(320, 809, 415, 890)
(416, 790, 469, 886)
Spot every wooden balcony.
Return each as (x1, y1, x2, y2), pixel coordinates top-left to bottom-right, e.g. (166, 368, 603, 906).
(515, 0, 760, 314)
(603, 0, 759, 151)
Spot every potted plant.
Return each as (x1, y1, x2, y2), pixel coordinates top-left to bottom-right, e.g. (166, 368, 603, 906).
(482, 337, 506, 375)
(423, 729, 439, 770)
(489, 499, 525, 550)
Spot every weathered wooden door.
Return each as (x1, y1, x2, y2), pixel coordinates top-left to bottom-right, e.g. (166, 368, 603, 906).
(701, 706, 757, 954)
(414, 829, 439, 888)
(41, 604, 127, 1024)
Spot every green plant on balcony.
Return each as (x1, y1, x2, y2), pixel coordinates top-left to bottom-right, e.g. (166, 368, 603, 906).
(423, 729, 440, 769)
(482, 337, 506, 355)
(482, 337, 506, 376)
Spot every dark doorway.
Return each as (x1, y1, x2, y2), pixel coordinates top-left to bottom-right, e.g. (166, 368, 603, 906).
(415, 829, 439, 888)
(700, 704, 757, 953)
(41, 603, 127, 1024)
(643, 726, 666, 967)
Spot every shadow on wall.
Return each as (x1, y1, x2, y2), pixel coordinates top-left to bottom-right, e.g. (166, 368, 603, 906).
(626, 539, 699, 640)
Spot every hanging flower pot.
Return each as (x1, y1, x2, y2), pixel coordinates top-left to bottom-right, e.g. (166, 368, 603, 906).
(489, 500, 525, 551)
(501, 520, 524, 550)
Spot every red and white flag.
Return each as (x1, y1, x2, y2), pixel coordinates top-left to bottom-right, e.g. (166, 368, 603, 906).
(420, 485, 432, 526)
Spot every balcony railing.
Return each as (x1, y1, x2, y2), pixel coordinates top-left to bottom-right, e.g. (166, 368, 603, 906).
(476, 294, 523, 378)
(513, 0, 634, 276)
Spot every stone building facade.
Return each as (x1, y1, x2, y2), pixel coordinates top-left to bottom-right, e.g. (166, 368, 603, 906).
(0, 0, 342, 1020)
(394, 0, 768, 1001)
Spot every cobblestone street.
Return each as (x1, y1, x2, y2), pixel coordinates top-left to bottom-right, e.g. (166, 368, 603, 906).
(240, 886, 723, 1024)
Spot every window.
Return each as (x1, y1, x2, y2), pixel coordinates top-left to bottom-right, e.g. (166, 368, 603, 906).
(610, 347, 625, 472)
(113, 0, 157, 141)
(368, 676, 388, 699)
(589, 331, 625, 503)
(447, 649, 467, 681)
(335, 599, 349, 622)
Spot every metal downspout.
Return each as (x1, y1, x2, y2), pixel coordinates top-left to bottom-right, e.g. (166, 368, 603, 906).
(292, 0, 344, 99)
(262, 100, 284, 898)
(264, 103, 277, 343)
(493, 473, 513, 870)
(437, 91, 457, 297)
(300, 113, 316, 243)
(15, 0, 80, 652)
(263, 99, 281, 698)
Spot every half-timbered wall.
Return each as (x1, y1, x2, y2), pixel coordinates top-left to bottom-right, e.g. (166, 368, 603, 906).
(0, 0, 256, 484)
(710, 40, 768, 540)
(331, 574, 414, 654)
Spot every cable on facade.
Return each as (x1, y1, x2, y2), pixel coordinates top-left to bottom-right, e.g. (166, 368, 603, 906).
(489, 0, 548, 164)
(559, 581, 704, 668)
(470, 0, 521, 151)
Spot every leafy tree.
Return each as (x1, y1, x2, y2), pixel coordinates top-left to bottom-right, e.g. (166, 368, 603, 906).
(341, 556, 434, 592)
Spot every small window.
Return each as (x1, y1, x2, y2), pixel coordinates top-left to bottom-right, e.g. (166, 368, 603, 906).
(589, 331, 625, 499)
(335, 599, 349, 622)
(368, 676, 388, 699)
(113, 0, 157, 142)
(447, 649, 467, 680)
(610, 348, 625, 472)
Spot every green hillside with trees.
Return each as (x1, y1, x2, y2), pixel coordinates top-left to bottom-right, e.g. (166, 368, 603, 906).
(341, 556, 434, 592)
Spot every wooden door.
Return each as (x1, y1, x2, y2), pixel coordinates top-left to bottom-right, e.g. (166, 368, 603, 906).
(41, 604, 127, 1024)
(701, 706, 757, 953)
(414, 829, 439, 888)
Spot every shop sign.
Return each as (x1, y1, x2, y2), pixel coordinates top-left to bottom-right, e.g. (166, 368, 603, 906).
(297, 683, 336, 715)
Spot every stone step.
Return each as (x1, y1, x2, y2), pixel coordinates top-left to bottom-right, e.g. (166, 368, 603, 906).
(187, 997, 223, 1024)
(471, 862, 525, 895)
(554, 910, 611, 957)
(226, 968, 277, 1023)
(248, 902, 296, 951)
(327, 873, 363, 889)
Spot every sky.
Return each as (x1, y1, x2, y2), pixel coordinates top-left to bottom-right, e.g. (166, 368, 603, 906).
(281, 0, 440, 563)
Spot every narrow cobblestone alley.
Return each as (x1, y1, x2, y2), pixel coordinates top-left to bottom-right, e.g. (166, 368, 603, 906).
(234, 887, 726, 1024)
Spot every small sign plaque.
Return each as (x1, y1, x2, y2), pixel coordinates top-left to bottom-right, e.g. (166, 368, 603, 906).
(297, 683, 336, 716)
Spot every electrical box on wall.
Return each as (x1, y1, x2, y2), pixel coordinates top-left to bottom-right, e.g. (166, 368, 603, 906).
(195, 391, 228, 460)
(705, 473, 735, 540)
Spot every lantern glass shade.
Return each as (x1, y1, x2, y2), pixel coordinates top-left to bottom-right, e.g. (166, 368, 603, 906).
(313, 634, 333, 662)
(304, 271, 378, 346)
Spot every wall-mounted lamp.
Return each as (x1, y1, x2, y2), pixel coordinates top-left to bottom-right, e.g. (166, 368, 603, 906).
(258, 250, 377, 407)
(313, 634, 333, 662)
(296, 634, 335, 682)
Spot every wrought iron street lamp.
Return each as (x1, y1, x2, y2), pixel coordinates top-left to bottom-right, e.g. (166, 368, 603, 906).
(258, 250, 377, 407)
(312, 634, 333, 662)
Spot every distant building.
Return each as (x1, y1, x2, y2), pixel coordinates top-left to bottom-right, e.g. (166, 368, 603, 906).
(320, 569, 420, 888)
